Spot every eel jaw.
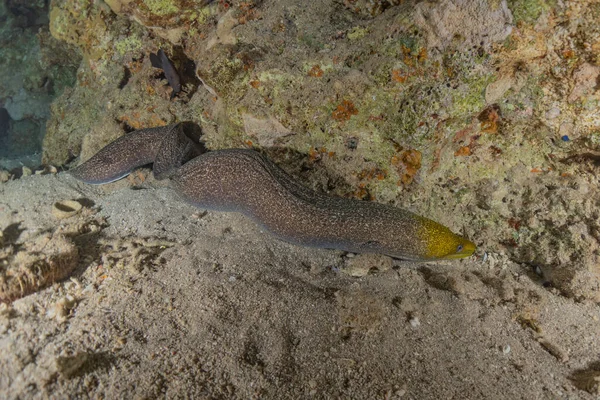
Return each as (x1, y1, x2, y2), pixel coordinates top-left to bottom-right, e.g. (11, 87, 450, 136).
(417, 217, 477, 260)
(441, 240, 477, 259)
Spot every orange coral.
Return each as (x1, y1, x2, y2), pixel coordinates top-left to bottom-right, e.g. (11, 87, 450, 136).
(332, 100, 358, 121)
(119, 112, 143, 129)
(350, 167, 388, 200)
(127, 170, 148, 185)
(126, 60, 143, 73)
(454, 146, 471, 157)
(391, 69, 408, 83)
(478, 104, 501, 134)
(353, 183, 372, 200)
(308, 147, 335, 161)
(391, 46, 427, 85)
(149, 114, 167, 127)
(392, 149, 422, 186)
(562, 49, 575, 59)
(401, 45, 414, 67)
(308, 65, 324, 77)
(237, 2, 260, 24)
(272, 22, 286, 33)
(356, 167, 387, 181)
(118, 112, 166, 130)
(417, 47, 427, 63)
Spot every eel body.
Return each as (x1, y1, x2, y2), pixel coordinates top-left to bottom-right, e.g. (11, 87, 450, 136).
(149, 49, 181, 100)
(70, 124, 476, 260)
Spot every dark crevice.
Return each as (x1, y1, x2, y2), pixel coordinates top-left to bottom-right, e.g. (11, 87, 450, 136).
(118, 66, 132, 89)
(151, 47, 201, 100)
(0, 108, 11, 139)
(117, 119, 136, 133)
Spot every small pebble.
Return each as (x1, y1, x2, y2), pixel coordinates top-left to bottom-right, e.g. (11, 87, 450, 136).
(191, 211, 208, 219)
(545, 107, 560, 119)
(22, 166, 32, 176)
(52, 200, 83, 219)
(503, 344, 511, 354)
(0, 169, 9, 182)
(47, 295, 77, 322)
(409, 317, 420, 328)
(0, 303, 13, 317)
(56, 352, 89, 378)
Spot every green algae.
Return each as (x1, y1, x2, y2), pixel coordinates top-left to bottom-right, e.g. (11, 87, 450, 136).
(297, 33, 324, 51)
(188, 4, 215, 25)
(143, 0, 179, 16)
(115, 36, 143, 56)
(451, 75, 493, 118)
(347, 26, 369, 40)
(507, 0, 557, 24)
(207, 56, 246, 96)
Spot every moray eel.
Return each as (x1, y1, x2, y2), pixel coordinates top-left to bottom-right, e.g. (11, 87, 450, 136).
(150, 49, 181, 100)
(70, 124, 476, 261)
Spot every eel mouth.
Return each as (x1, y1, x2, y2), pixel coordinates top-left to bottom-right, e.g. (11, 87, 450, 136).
(443, 240, 477, 259)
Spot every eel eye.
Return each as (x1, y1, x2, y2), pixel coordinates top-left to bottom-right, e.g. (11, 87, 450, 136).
(456, 244, 463, 253)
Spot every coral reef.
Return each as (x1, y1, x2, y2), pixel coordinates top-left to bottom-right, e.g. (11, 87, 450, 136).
(0, 232, 79, 303)
(37, 0, 600, 302)
(0, 0, 78, 165)
(0, 205, 107, 303)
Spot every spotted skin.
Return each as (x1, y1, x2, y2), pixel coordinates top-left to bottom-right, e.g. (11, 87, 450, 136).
(70, 124, 476, 260)
(69, 126, 171, 184)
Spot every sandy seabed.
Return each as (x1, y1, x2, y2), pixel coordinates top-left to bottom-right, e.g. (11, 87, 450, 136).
(0, 172, 599, 399)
